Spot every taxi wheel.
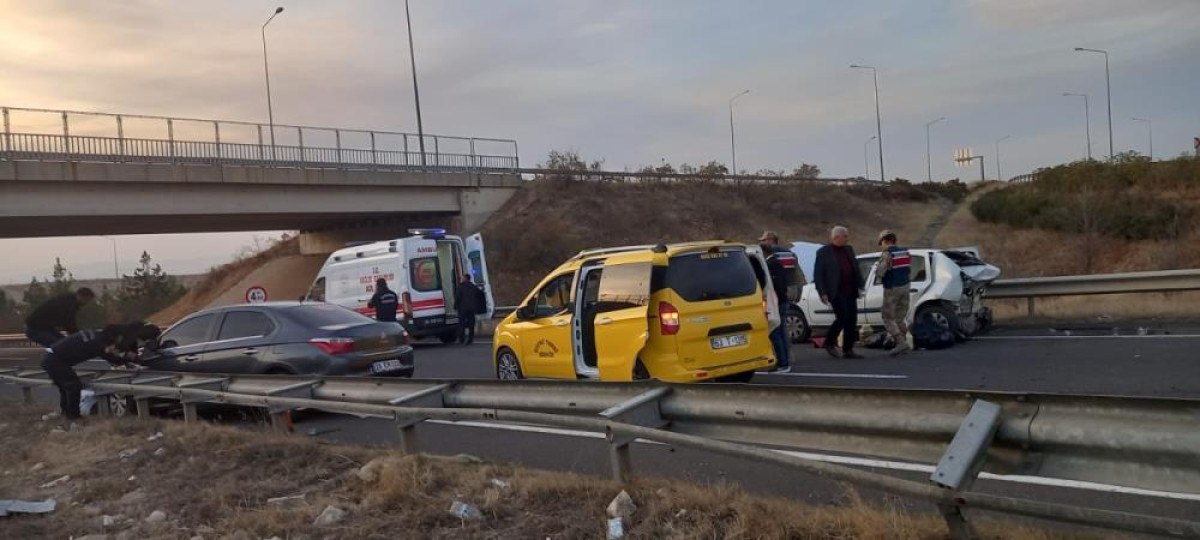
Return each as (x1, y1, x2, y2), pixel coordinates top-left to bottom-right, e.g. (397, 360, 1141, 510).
(495, 348, 524, 380)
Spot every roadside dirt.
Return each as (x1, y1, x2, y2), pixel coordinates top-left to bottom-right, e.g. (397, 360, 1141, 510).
(0, 400, 1086, 539)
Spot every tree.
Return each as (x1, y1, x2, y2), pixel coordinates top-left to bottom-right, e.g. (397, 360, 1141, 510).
(0, 289, 21, 332)
(47, 257, 76, 297)
(22, 277, 49, 315)
(541, 149, 603, 171)
(696, 161, 729, 176)
(791, 163, 821, 179)
(115, 251, 187, 320)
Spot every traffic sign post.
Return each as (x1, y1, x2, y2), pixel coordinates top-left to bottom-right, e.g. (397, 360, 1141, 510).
(1193, 137, 1198, 157)
(245, 285, 268, 304)
(954, 147, 986, 182)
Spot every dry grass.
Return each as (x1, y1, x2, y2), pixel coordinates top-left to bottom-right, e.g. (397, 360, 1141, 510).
(990, 290, 1200, 323)
(0, 400, 1093, 539)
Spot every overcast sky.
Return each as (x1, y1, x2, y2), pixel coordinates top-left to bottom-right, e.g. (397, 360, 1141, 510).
(2, 0, 1198, 283)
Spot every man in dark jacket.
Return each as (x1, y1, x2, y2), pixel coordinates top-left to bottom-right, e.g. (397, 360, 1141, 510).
(813, 226, 865, 359)
(41, 322, 151, 420)
(25, 288, 96, 348)
(759, 231, 792, 372)
(454, 275, 487, 345)
(367, 278, 399, 323)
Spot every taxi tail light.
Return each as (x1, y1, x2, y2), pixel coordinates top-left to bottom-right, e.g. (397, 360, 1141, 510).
(658, 301, 680, 335)
(309, 337, 355, 355)
(402, 292, 413, 319)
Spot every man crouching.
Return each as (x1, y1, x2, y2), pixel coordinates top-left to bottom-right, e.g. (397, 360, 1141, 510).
(41, 322, 160, 420)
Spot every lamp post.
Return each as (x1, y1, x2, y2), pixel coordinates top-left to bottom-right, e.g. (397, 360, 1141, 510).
(405, 0, 427, 167)
(1062, 92, 1092, 160)
(1074, 47, 1113, 160)
(995, 135, 1011, 182)
(101, 236, 118, 278)
(864, 135, 876, 181)
(850, 64, 884, 182)
(1131, 117, 1152, 160)
(261, 6, 284, 161)
(728, 90, 749, 175)
(925, 117, 945, 182)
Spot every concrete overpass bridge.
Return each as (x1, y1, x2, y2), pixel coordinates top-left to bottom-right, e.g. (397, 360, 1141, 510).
(0, 106, 523, 252)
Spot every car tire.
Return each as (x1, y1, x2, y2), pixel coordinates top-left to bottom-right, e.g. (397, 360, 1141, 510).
(438, 330, 459, 344)
(495, 348, 524, 380)
(106, 394, 136, 417)
(633, 360, 651, 381)
(914, 304, 959, 350)
(786, 308, 812, 344)
(716, 370, 755, 383)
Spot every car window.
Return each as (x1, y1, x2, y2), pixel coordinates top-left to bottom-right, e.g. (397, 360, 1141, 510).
(911, 255, 929, 282)
(859, 256, 880, 285)
(286, 304, 370, 327)
(410, 257, 440, 292)
(161, 314, 215, 348)
(217, 311, 275, 341)
(534, 273, 574, 317)
(666, 249, 758, 302)
(596, 263, 651, 312)
(306, 277, 326, 302)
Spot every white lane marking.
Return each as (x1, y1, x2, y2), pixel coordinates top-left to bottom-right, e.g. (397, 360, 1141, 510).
(426, 420, 1200, 501)
(763, 372, 908, 380)
(977, 335, 1200, 341)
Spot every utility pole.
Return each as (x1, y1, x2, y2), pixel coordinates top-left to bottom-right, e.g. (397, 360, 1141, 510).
(926, 117, 945, 182)
(851, 64, 885, 182)
(728, 90, 749, 175)
(405, 0, 427, 167)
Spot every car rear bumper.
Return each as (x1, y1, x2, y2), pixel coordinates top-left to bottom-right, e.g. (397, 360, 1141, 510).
(331, 346, 416, 377)
(648, 354, 775, 383)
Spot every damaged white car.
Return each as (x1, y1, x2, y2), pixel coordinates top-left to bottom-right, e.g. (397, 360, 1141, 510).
(788, 242, 1001, 346)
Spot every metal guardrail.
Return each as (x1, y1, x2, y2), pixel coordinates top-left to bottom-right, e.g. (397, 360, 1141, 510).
(1, 367, 1197, 537)
(988, 269, 1200, 317)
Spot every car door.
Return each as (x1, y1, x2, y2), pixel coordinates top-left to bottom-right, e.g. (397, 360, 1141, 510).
(907, 253, 932, 316)
(592, 261, 652, 381)
(857, 256, 882, 325)
(511, 272, 576, 379)
(144, 313, 218, 372)
(465, 233, 496, 320)
(200, 310, 278, 373)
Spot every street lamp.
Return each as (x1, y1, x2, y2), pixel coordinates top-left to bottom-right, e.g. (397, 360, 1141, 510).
(850, 64, 884, 182)
(995, 135, 1012, 182)
(728, 89, 750, 175)
(864, 135, 876, 181)
(925, 117, 945, 183)
(405, 0, 427, 167)
(101, 236, 118, 279)
(1131, 117, 1153, 160)
(1062, 92, 1092, 160)
(261, 6, 284, 161)
(1074, 47, 1113, 160)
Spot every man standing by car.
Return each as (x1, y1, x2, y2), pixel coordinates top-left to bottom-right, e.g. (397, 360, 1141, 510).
(877, 230, 913, 356)
(814, 226, 865, 359)
(25, 288, 96, 348)
(367, 278, 399, 323)
(455, 275, 486, 345)
(41, 322, 150, 420)
(759, 231, 792, 372)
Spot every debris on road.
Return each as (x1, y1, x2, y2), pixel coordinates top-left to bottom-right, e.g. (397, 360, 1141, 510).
(29, 462, 44, 472)
(606, 517, 625, 539)
(39, 475, 71, 488)
(146, 432, 164, 442)
(153, 447, 165, 457)
(144, 509, 167, 524)
(490, 478, 511, 490)
(313, 505, 347, 527)
(117, 448, 139, 460)
(266, 494, 306, 506)
(449, 500, 484, 521)
(606, 490, 637, 519)
(0, 498, 56, 517)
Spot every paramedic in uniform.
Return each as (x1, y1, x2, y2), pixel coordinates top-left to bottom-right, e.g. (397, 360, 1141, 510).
(877, 230, 913, 356)
(368, 278, 400, 323)
(455, 275, 487, 345)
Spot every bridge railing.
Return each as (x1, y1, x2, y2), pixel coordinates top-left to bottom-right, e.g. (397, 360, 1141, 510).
(0, 105, 519, 171)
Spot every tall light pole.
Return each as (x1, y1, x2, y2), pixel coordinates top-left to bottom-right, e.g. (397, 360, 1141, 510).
(1062, 93, 1092, 160)
(864, 135, 876, 181)
(261, 6, 284, 161)
(101, 236, 118, 279)
(925, 117, 945, 182)
(851, 64, 884, 182)
(728, 89, 749, 175)
(1075, 47, 1113, 160)
(1131, 117, 1152, 160)
(995, 135, 1011, 182)
(405, 0, 427, 167)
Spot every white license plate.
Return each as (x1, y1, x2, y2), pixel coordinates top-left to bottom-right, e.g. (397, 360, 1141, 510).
(371, 359, 405, 374)
(710, 334, 748, 350)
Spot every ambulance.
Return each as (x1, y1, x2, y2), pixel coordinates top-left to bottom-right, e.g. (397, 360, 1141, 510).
(303, 229, 495, 343)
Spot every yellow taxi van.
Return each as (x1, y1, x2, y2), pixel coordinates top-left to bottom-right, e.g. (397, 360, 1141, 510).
(492, 241, 778, 383)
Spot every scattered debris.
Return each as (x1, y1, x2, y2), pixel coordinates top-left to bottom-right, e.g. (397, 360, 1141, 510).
(313, 505, 347, 527)
(30, 462, 45, 472)
(102, 514, 121, 527)
(606, 490, 637, 519)
(490, 478, 511, 490)
(83, 505, 102, 516)
(266, 494, 306, 506)
(40, 475, 71, 488)
(0, 499, 56, 517)
(75, 534, 110, 540)
(50, 427, 67, 435)
(118, 490, 146, 504)
(606, 517, 626, 539)
(153, 447, 166, 457)
(675, 509, 688, 518)
(117, 448, 139, 460)
(307, 427, 340, 437)
(41, 413, 59, 421)
(355, 457, 387, 482)
(195, 525, 217, 535)
(145, 509, 167, 524)
(451, 454, 485, 465)
(127, 475, 137, 482)
(146, 432, 164, 442)
(448, 501, 484, 521)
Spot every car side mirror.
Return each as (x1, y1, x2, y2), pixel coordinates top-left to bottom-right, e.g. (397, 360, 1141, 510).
(516, 305, 535, 320)
(159, 339, 178, 350)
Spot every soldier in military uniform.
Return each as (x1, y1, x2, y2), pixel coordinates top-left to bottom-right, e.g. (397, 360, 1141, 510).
(877, 231, 913, 356)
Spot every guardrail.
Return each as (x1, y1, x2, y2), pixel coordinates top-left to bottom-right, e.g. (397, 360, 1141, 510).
(988, 269, 1200, 317)
(1, 367, 1197, 537)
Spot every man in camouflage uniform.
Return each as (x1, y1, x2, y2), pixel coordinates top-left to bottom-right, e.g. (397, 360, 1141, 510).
(877, 230, 913, 356)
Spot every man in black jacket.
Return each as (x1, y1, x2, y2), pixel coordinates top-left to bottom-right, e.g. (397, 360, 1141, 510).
(25, 288, 96, 348)
(41, 322, 153, 420)
(454, 275, 487, 345)
(759, 231, 793, 372)
(813, 226, 865, 359)
(367, 278, 399, 323)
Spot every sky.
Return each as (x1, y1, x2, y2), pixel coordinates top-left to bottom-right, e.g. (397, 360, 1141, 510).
(1, 0, 1198, 283)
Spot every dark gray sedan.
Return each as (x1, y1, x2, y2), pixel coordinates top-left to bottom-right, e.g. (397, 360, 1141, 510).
(142, 302, 414, 377)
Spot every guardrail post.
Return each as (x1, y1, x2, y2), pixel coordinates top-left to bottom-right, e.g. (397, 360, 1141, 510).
(167, 119, 175, 162)
(213, 121, 221, 163)
(264, 380, 321, 434)
(930, 400, 1002, 540)
(1026, 297, 1035, 318)
(183, 402, 198, 423)
(297, 127, 305, 169)
(370, 131, 377, 169)
(257, 125, 264, 161)
(62, 111, 71, 156)
(513, 140, 520, 169)
(469, 138, 477, 170)
(433, 136, 439, 168)
(22, 385, 33, 405)
(177, 377, 227, 425)
(335, 129, 342, 164)
(403, 134, 410, 167)
(2, 107, 11, 157)
(599, 387, 672, 483)
(116, 115, 125, 162)
(388, 383, 452, 454)
(135, 397, 151, 420)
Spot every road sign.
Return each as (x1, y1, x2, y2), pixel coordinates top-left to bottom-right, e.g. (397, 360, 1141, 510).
(245, 285, 268, 304)
(954, 147, 975, 166)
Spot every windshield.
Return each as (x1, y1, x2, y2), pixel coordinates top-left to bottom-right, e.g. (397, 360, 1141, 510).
(665, 249, 757, 302)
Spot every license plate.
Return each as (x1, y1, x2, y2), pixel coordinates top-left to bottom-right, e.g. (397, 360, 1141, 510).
(710, 334, 748, 350)
(371, 359, 405, 374)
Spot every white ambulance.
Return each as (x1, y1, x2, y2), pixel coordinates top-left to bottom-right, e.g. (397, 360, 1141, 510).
(303, 229, 495, 343)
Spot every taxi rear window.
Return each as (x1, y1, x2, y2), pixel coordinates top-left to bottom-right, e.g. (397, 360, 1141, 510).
(665, 250, 757, 302)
